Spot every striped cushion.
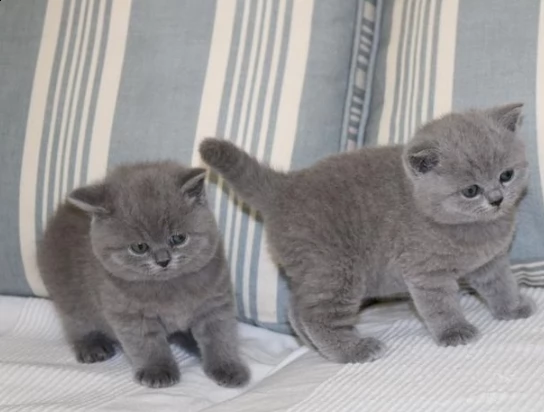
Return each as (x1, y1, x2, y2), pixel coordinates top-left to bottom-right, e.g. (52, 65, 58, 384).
(363, 0, 544, 285)
(0, 0, 378, 333)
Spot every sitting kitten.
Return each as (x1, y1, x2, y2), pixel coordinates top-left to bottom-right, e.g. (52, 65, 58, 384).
(38, 161, 250, 388)
(199, 103, 535, 364)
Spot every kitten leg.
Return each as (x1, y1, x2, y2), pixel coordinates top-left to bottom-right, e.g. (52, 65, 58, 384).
(293, 288, 386, 364)
(60, 315, 117, 363)
(406, 277, 479, 347)
(109, 314, 180, 388)
(191, 303, 250, 388)
(465, 254, 535, 320)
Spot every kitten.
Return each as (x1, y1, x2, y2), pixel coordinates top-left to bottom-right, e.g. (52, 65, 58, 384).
(199, 103, 535, 364)
(38, 161, 250, 388)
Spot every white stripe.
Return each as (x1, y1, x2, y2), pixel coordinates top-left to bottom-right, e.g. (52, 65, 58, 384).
(227, 0, 265, 317)
(19, 0, 64, 296)
(392, 0, 414, 144)
(213, 1, 251, 223)
(224, 0, 258, 264)
(251, 0, 287, 322)
(537, 0, 544, 210)
(376, 0, 405, 145)
(41, 0, 76, 227)
(241, 0, 273, 318)
(432, 0, 458, 117)
(511, 260, 544, 270)
(191, 0, 237, 167)
(420, 0, 436, 123)
(86, 0, 132, 182)
(257, 0, 314, 323)
(408, 0, 425, 138)
(53, 0, 88, 205)
(61, 0, 93, 199)
(73, 0, 106, 187)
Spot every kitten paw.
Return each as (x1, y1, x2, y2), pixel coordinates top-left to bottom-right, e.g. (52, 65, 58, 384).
(74, 332, 116, 363)
(494, 295, 535, 320)
(135, 363, 180, 388)
(206, 361, 250, 388)
(437, 323, 480, 347)
(326, 337, 387, 364)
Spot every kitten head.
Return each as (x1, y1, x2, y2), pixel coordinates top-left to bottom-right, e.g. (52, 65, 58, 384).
(403, 103, 528, 224)
(68, 161, 219, 281)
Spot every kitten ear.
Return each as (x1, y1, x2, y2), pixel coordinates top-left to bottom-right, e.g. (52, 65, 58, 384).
(68, 183, 109, 214)
(180, 168, 207, 203)
(406, 146, 439, 175)
(487, 102, 523, 132)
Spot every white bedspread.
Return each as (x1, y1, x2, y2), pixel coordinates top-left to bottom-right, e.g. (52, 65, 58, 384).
(2, 289, 544, 411)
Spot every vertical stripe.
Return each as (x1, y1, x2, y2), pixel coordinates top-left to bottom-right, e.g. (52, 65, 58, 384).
(376, 0, 405, 145)
(213, 1, 251, 222)
(257, 0, 314, 322)
(86, 0, 132, 182)
(41, 0, 76, 228)
(250, 0, 288, 323)
(420, 0, 436, 124)
(408, 0, 425, 138)
(73, 0, 106, 187)
(19, 0, 64, 296)
(191, 1, 237, 167)
(537, 1, 544, 209)
(227, 1, 265, 308)
(60, 0, 93, 199)
(241, 0, 273, 318)
(53, 0, 87, 206)
(392, 0, 415, 144)
(432, 0, 458, 117)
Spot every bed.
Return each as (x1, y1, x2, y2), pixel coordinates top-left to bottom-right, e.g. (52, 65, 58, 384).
(2, 288, 543, 411)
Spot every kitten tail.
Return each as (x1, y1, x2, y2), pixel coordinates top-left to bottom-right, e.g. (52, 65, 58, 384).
(199, 138, 285, 213)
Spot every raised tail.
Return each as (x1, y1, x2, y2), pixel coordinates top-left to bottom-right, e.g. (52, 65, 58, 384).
(199, 138, 285, 212)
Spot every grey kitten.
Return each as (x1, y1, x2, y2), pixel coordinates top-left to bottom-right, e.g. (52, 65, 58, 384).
(38, 161, 250, 388)
(199, 103, 535, 364)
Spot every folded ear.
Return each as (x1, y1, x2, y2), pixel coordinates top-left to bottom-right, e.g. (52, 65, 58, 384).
(67, 183, 109, 214)
(487, 102, 523, 132)
(179, 168, 207, 203)
(405, 144, 439, 175)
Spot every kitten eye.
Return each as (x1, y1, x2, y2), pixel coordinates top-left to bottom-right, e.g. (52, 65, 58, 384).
(129, 243, 149, 255)
(500, 169, 514, 183)
(170, 234, 188, 246)
(462, 185, 481, 199)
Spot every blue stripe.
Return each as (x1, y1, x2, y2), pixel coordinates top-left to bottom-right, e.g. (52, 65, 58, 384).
(0, 0, 48, 295)
(80, 0, 112, 184)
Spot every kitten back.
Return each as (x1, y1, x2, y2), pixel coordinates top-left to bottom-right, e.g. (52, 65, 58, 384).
(199, 138, 285, 212)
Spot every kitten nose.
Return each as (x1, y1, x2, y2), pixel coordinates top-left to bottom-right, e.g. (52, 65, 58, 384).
(155, 250, 171, 268)
(490, 197, 503, 207)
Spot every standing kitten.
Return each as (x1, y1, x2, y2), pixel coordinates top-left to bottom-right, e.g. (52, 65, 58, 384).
(38, 161, 250, 388)
(199, 103, 535, 364)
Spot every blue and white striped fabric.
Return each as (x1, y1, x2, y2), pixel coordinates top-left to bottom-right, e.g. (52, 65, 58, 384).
(0, 0, 377, 333)
(362, 0, 544, 285)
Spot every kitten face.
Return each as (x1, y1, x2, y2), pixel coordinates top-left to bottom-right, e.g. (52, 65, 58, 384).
(404, 104, 529, 224)
(69, 162, 219, 281)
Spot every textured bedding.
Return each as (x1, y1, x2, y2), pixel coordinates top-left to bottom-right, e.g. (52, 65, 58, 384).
(2, 289, 544, 411)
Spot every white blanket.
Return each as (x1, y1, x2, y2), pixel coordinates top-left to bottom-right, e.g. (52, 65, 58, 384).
(2, 289, 544, 411)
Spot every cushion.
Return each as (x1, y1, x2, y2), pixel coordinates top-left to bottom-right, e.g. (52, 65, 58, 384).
(361, 0, 544, 285)
(0, 0, 379, 333)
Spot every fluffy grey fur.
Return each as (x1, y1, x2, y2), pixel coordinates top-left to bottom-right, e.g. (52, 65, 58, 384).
(199, 103, 535, 364)
(38, 161, 249, 388)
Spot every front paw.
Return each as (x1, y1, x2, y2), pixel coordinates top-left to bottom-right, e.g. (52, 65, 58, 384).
(494, 295, 535, 320)
(74, 332, 116, 363)
(135, 363, 180, 388)
(436, 323, 480, 347)
(205, 361, 250, 388)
